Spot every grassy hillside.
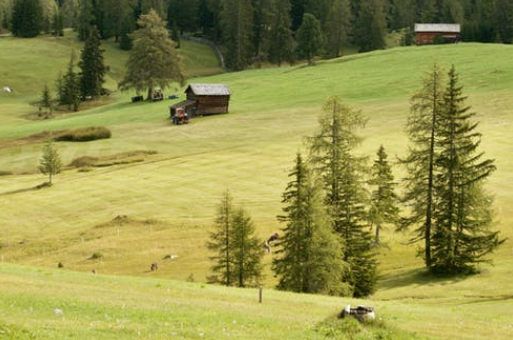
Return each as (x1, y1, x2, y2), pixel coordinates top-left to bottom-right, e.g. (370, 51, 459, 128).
(1, 37, 512, 339)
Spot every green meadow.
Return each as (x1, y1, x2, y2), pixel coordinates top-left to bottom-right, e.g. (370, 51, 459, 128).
(0, 33, 512, 339)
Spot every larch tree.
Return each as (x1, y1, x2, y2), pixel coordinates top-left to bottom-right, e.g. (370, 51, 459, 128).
(273, 153, 350, 296)
(78, 27, 106, 99)
(119, 9, 184, 100)
(431, 65, 503, 274)
(308, 96, 377, 297)
(401, 63, 445, 267)
(296, 13, 324, 65)
(230, 206, 264, 287)
(368, 145, 400, 244)
(38, 138, 62, 185)
(268, 0, 296, 66)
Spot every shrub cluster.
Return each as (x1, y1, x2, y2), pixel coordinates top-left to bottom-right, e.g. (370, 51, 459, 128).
(55, 127, 111, 142)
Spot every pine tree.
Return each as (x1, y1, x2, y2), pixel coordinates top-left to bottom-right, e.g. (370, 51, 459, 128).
(231, 207, 264, 287)
(59, 53, 81, 111)
(78, 27, 106, 99)
(52, 7, 64, 36)
(38, 138, 62, 185)
(207, 190, 235, 286)
(220, 0, 254, 71)
(401, 64, 445, 267)
(325, 0, 352, 58)
(268, 0, 295, 66)
(11, 0, 43, 38)
(296, 13, 324, 65)
(495, 0, 513, 44)
(119, 10, 184, 100)
(273, 153, 351, 296)
(39, 84, 53, 117)
(431, 65, 503, 274)
(308, 96, 377, 297)
(119, 14, 134, 50)
(167, 0, 199, 34)
(368, 145, 400, 244)
(76, 0, 95, 41)
(354, 0, 387, 52)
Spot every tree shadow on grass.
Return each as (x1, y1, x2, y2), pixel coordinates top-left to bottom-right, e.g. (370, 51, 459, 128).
(378, 267, 467, 291)
(0, 182, 50, 196)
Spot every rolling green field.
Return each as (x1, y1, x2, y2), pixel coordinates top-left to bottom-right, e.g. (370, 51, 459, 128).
(1, 33, 512, 339)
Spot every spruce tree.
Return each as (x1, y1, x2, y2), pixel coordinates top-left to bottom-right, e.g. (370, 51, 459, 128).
(401, 64, 445, 267)
(220, 0, 254, 71)
(368, 145, 400, 244)
(59, 53, 81, 111)
(353, 0, 387, 52)
(39, 84, 53, 117)
(273, 153, 350, 296)
(495, 0, 513, 44)
(230, 207, 264, 287)
(78, 27, 106, 99)
(308, 96, 377, 297)
(77, 0, 95, 41)
(268, 0, 295, 66)
(207, 190, 235, 286)
(325, 0, 352, 58)
(296, 13, 324, 65)
(119, 10, 184, 100)
(431, 65, 503, 274)
(38, 138, 62, 185)
(11, 0, 43, 38)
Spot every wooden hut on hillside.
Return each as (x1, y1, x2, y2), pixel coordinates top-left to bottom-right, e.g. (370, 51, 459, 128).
(169, 83, 231, 118)
(414, 23, 461, 45)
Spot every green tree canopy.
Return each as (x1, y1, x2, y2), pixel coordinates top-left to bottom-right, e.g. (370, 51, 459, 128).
(296, 13, 324, 65)
(78, 27, 106, 99)
(11, 0, 43, 37)
(38, 138, 62, 185)
(119, 9, 184, 100)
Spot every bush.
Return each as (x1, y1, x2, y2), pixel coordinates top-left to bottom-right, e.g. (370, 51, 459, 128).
(90, 252, 104, 260)
(55, 126, 111, 142)
(69, 156, 99, 168)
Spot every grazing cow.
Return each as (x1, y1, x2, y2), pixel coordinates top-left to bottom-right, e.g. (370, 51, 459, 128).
(338, 305, 375, 322)
(264, 232, 279, 254)
(150, 262, 158, 271)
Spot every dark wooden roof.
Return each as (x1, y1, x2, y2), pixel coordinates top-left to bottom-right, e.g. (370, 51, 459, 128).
(186, 83, 231, 96)
(170, 99, 197, 109)
(414, 23, 460, 33)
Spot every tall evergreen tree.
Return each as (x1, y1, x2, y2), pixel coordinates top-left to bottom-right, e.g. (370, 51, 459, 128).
(251, 0, 273, 58)
(230, 206, 264, 287)
(325, 0, 352, 58)
(296, 13, 324, 65)
(431, 65, 503, 274)
(401, 64, 445, 267)
(354, 0, 387, 52)
(368, 145, 400, 244)
(119, 10, 184, 100)
(268, 0, 295, 66)
(119, 13, 134, 50)
(495, 0, 513, 44)
(38, 138, 62, 185)
(220, 0, 254, 71)
(207, 190, 235, 286)
(308, 96, 377, 297)
(11, 0, 43, 37)
(273, 153, 351, 296)
(78, 27, 106, 99)
(59, 52, 81, 111)
(39, 84, 53, 117)
(167, 0, 199, 34)
(76, 0, 95, 41)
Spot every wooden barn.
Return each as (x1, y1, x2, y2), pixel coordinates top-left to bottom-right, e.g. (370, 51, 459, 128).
(414, 23, 461, 45)
(169, 83, 231, 118)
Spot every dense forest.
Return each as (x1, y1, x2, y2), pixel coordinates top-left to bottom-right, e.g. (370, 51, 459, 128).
(1, 0, 513, 69)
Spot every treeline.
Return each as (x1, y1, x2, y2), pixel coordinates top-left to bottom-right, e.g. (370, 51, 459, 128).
(2, 0, 513, 69)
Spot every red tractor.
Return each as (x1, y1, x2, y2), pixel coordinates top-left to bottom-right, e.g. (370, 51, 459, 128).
(172, 108, 189, 125)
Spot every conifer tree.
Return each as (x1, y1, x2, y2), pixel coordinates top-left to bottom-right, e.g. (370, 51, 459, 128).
(220, 0, 254, 71)
(39, 84, 53, 117)
(207, 190, 235, 286)
(325, 0, 352, 58)
(119, 10, 184, 100)
(308, 96, 377, 297)
(273, 153, 350, 296)
(368, 145, 400, 244)
(11, 0, 43, 37)
(431, 65, 503, 274)
(401, 64, 445, 267)
(353, 0, 387, 52)
(119, 14, 134, 50)
(268, 0, 295, 66)
(296, 13, 324, 65)
(78, 27, 106, 99)
(230, 207, 264, 287)
(38, 138, 62, 185)
(76, 0, 95, 41)
(59, 53, 81, 111)
(52, 7, 64, 36)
